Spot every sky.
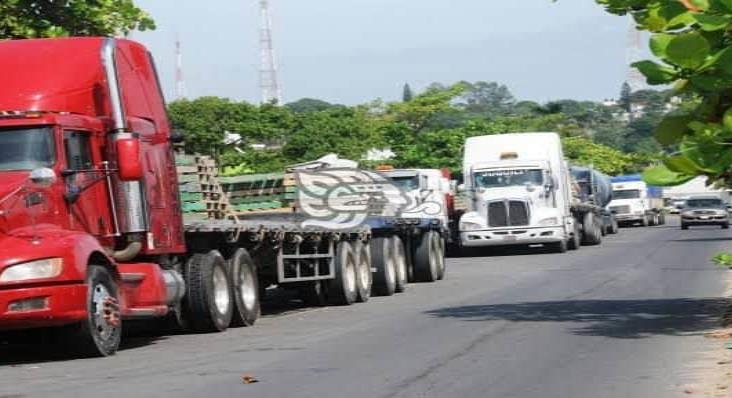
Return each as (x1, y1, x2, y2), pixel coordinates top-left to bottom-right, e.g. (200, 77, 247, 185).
(132, 0, 636, 105)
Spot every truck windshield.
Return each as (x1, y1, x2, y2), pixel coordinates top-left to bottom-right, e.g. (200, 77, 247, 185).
(390, 176, 419, 191)
(474, 169, 543, 189)
(686, 198, 723, 208)
(612, 189, 640, 199)
(0, 127, 55, 171)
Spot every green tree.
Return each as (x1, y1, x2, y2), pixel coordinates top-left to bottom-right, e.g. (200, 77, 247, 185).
(0, 0, 155, 38)
(285, 98, 341, 113)
(619, 82, 632, 112)
(457, 81, 516, 116)
(402, 83, 414, 102)
(595, 0, 732, 188)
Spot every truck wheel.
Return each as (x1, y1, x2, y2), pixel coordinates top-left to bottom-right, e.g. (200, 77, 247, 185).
(298, 281, 328, 307)
(568, 223, 580, 250)
(229, 248, 260, 327)
(354, 241, 372, 303)
(549, 239, 568, 253)
(371, 237, 397, 296)
(393, 236, 408, 293)
(414, 231, 440, 282)
(722, 222, 730, 229)
(328, 241, 358, 305)
(436, 237, 447, 280)
(581, 213, 602, 246)
(184, 250, 234, 333)
(681, 223, 689, 230)
(64, 265, 122, 357)
(609, 217, 619, 234)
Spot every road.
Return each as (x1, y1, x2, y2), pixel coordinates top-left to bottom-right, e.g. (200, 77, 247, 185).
(1, 217, 731, 398)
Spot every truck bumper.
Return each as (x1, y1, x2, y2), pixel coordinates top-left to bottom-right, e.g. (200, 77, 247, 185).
(615, 214, 643, 223)
(460, 226, 564, 247)
(0, 283, 87, 331)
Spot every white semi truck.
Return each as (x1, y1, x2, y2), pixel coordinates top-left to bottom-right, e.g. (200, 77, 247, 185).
(608, 175, 665, 226)
(458, 132, 576, 253)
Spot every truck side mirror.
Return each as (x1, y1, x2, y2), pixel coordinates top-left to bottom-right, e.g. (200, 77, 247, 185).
(116, 136, 143, 181)
(29, 168, 57, 187)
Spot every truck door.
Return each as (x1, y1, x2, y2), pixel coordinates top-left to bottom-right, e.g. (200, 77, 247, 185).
(63, 130, 108, 235)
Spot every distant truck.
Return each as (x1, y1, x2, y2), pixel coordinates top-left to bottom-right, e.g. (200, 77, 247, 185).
(458, 132, 576, 253)
(570, 166, 619, 242)
(608, 175, 665, 226)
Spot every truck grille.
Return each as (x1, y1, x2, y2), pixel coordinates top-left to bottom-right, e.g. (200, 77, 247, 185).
(610, 205, 630, 215)
(487, 200, 530, 227)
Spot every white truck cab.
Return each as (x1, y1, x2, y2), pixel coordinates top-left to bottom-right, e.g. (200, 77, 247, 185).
(608, 175, 665, 226)
(458, 133, 573, 252)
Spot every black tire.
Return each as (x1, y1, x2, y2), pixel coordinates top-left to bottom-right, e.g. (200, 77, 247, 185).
(393, 236, 408, 293)
(414, 231, 441, 282)
(371, 237, 397, 296)
(568, 222, 581, 251)
(354, 241, 372, 303)
(681, 223, 689, 230)
(609, 217, 619, 234)
(298, 281, 328, 307)
(229, 248, 260, 327)
(63, 265, 122, 357)
(581, 212, 602, 246)
(548, 239, 568, 253)
(183, 250, 233, 333)
(328, 241, 358, 305)
(722, 222, 730, 229)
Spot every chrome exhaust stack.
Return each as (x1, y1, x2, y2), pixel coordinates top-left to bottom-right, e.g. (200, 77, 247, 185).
(101, 38, 149, 241)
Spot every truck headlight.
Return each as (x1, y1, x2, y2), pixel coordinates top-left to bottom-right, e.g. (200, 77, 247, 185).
(0, 258, 63, 283)
(538, 217, 559, 226)
(460, 222, 483, 231)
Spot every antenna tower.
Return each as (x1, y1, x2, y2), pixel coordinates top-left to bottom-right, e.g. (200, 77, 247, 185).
(625, 20, 646, 92)
(259, 0, 282, 104)
(175, 38, 187, 100)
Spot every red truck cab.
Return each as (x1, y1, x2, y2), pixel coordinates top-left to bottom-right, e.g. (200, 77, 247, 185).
(0, 38, 186, 356)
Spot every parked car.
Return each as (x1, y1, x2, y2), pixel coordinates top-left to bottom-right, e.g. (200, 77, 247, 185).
(680, 196, 730, 230)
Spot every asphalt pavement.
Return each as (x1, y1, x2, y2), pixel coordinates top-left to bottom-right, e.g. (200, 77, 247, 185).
(1, 216, 731, 398)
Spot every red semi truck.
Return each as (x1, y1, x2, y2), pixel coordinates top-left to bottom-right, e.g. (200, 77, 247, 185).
(0, 37, 379, 356)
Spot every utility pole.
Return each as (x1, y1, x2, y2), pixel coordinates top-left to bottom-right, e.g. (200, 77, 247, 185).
(175, 37, 187, 100)
(259, 0, 282, 104)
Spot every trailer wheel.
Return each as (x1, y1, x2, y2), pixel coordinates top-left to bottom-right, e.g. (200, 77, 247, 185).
(298, 281, 328, 307)
(64, 265, 122, 357)
(354, 241, 372, 303)
(183, 250, 233, 332)
(328, 241, 358, 305)
(393, 236, 408, 293)
(722, 222, 730, 229)
(414, 231, 440, 282)
(681, 223, 689, 230)
(229, 248, 260, 327)
(371, 237, 397, 296)
(581, 212, 602, 246)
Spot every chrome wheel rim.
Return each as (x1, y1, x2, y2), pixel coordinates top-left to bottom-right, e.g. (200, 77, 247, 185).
(212, 266, 231, 315)
(240, 266, 257, 311)
(345, 254, 357, 294)
(92, 284, 116, 340)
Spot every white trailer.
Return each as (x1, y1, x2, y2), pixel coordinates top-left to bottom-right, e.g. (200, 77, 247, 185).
(458, 132, 575, 253)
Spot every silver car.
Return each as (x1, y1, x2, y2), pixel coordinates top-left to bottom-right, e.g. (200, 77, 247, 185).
(680, 197, 730, 230)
